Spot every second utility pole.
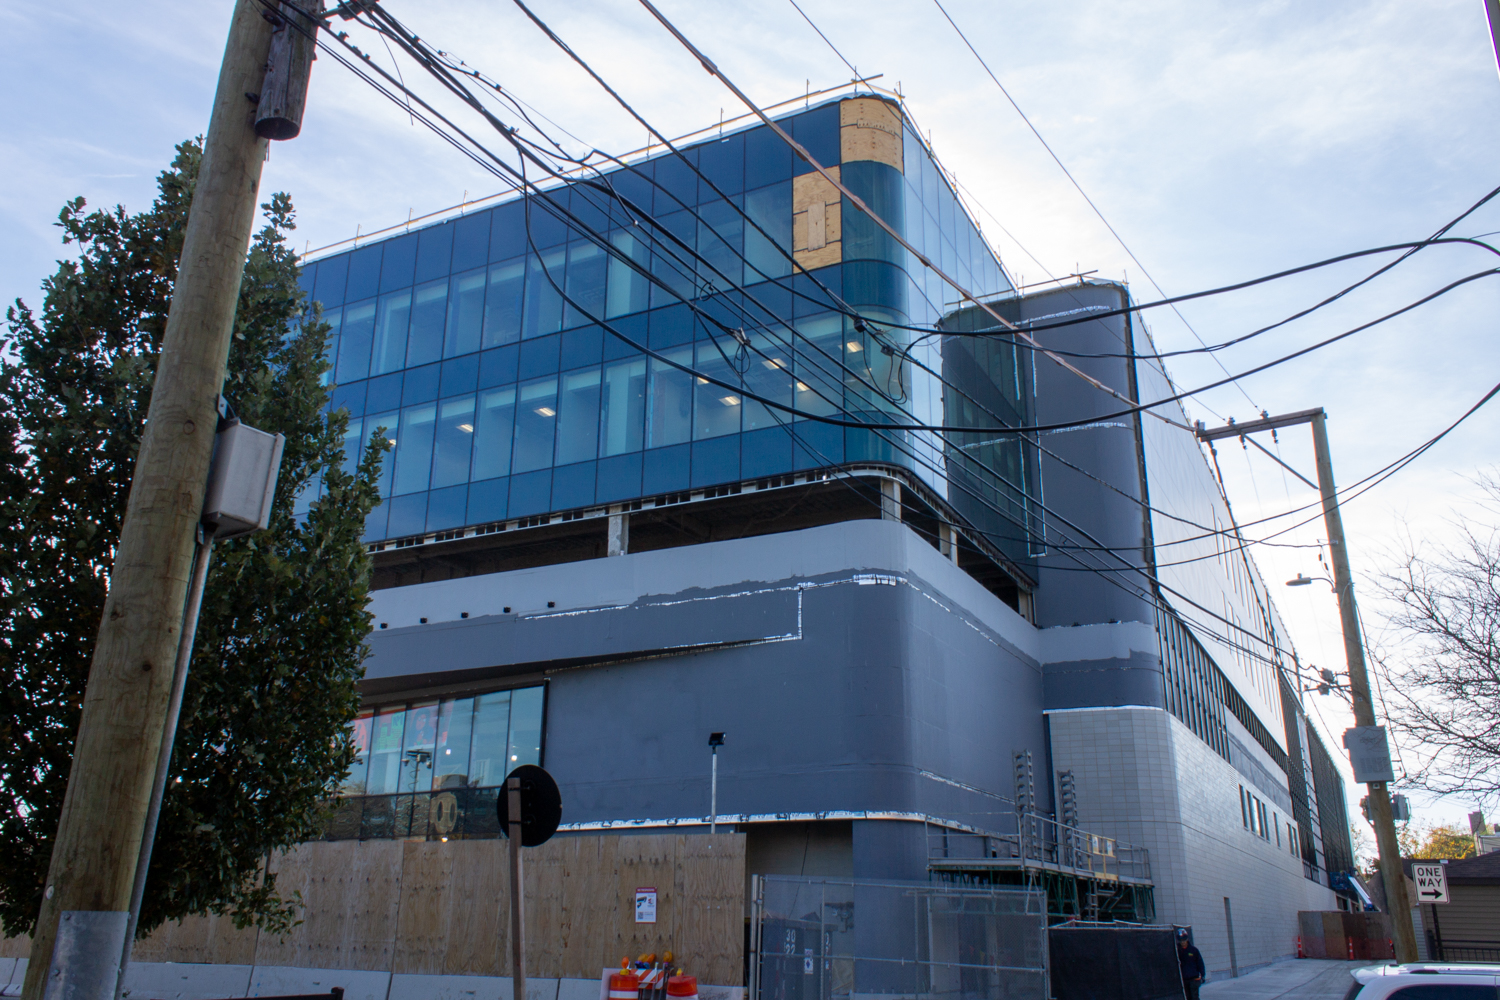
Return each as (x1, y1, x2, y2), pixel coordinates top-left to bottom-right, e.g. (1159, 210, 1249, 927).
(1197, 408, 1418, 963)
(22, 4, 276, 999)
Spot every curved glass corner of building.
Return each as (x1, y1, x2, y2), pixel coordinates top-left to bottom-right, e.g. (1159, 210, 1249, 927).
(292, 95, 1031, 568)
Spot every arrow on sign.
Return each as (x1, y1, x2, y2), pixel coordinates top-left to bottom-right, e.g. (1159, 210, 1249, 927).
(1420, 889, 1444, 899)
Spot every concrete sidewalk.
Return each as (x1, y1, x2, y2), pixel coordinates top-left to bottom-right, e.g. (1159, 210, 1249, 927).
(1201, 959, 1381, 999)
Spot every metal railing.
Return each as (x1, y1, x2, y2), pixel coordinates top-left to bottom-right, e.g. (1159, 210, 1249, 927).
(1432, 939, 1500, 963)
(926, 810, 1151, 883)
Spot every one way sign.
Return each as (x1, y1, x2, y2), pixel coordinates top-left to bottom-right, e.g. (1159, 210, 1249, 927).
(1411, 862, 1450, 904)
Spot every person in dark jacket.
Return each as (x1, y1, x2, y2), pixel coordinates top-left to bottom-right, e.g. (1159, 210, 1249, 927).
(1177, 929, 1206, 1000)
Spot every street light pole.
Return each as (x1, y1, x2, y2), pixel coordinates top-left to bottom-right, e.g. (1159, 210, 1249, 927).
(1198, 408, 1417, 963)
(708, 732, 725, 833)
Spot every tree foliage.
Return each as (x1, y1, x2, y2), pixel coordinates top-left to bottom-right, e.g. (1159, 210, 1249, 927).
(1377, 475, 1500, 808)
(0, 140, 385, 939)
(1398, 823, 1477, 861)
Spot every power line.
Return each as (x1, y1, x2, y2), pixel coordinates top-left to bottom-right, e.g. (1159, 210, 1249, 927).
(924, 0, 1258, 409)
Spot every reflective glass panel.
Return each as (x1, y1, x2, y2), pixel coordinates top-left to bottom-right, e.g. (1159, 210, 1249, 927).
(399, 700, 439, 795)
(431, 395, 476, 489)
(523, 250, 566, 339)
(742, 329, 793, 431)
(600, 357, 646, 456)
(512, 378, 558, 473)
(367, 410, 399, 496)
(556, 368, 602, 465)
(506, 686, 544, 769)
(342, 710, 373, 795)
(605, 231, 650, 319)
(372, 289, 412, 376)
(647, 346, 693, 448)
(469, 690, 512, 788)
(366, 706, 406, 795)
(336, 300, 376, 383)
(433, 697, 473, 790)
(472, 387, 516, 481)
(563, 241, 608, 328)
(392, 402, 437, 495)
(406, 279, 448, 368)
(484, 258, 525, 347)
(694, 341, 741, 439)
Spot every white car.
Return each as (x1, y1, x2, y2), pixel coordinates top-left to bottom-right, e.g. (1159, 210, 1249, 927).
(1345, 963, 1500, 1000)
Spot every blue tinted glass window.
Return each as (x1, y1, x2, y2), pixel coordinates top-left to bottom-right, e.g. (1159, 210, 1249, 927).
(468, 691, 511, 787)
(795, 420, 842, 468)
(490, 201, 526, 262)
(479, 344, 519, 388)
(694, 341, 741, 439)
(647, 346, 693, 448)
(379, 234, 418, 292)
(745, 125, 792, 190)
(440, 353, 480, 398)
(844, 260, 909, 318)
(566, 185, 610, 236)
(297, 262, 318, 298)
(340, 416, 365, 475)
(472, 386, 515, 481)
(642, 443, 689, 494)
(744, 183, 792, 282)
(512, 378, 558, 473)
(452, 211, 490, 272)
(416, 224, 454, 284)
(605, 231, 650, 319)
(649, 212, 697, 307)
(698, 131, 745, 196)
(556, 367, 601, 465)
(484, 259, 525, 347)
(331, 379, 366, 417)
(697, 198, 744, 289)
(318, 307, 342, 388)
(653, 149, 699, 210)
(563, 242, 608, 329)
(346, 245, 382, 302)
(426, 484, 469, 532)
(392, 402, 436, 495)
(649, 304, 693, 350)
(508, 469, 552, 517)
(523, 249, 566, 339)
(691, 435, 739, 488)
(366, 372, 403, 414)
(314, 253, 349, 306)
(790, 103, 840, 174)
(445, 268, 486, 358)
(742, 425, 792, 479)
(841, 162, 904, 266)
(527, 198, 569, 249)
(367, 410, 399, 495)
(596, 452, 642, 502)
(431, 395, 476, 489)
(364, 500, 389, 542)
(407, 279, 448, 368)
(793, 313, 844, 418)
(561, 325, 604, 370)
(518, 334, 560, 380)
(742, 330, 792, 431)
(551, 461, 596, 510)
(467, 476, 508, 524)
(372, 289, 412, 376)
(604, 313, 646, 361)
(600, 357, 646, 456)
(336, 299, 376, 383)
(366, 707, 406, 795)
(388, 493, 428, 539)
(402, 363, 441, 406)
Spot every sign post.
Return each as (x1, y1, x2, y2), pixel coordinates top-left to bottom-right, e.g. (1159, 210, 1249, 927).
(1410, 863, 1449, 905)
(498, 765, 562, 1000)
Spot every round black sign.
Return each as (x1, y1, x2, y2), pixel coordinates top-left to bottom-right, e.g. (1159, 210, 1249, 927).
(496, 764, 562, 847)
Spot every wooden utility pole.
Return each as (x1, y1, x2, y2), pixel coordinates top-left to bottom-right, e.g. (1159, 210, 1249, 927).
(1197, 409, 1418, 964)
(23, 4, 276, 999)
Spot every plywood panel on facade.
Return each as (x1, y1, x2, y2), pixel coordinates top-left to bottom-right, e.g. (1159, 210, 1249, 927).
(393, 841, 456, 975)
(673, 835, 745, 987)
(0, 936, 30, 960)
(256, 840, 404, 972)
(792, 169, 842, 271)
(133, 909, 260, 966)
(611, 835, 677, 967)
(442, 840, 508, 978)
(840, 97, 904, 170)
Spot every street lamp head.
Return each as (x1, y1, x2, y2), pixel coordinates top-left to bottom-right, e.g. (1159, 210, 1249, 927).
(708, 732, 725, 748)
(1287, 573, 1314, 587)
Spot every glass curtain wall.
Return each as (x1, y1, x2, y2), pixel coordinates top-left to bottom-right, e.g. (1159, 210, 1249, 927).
(298, 97, 1015, 545)
(327, 684, 545, 841)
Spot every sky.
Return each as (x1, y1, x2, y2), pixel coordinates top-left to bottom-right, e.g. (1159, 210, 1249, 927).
(4, 0, 1500, 845)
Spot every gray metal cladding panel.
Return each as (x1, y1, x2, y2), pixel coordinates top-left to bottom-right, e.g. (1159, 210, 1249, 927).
(362, 584, 802, 690)
(1043, 651, 1167, 711)
(543, 577, 1048, 827)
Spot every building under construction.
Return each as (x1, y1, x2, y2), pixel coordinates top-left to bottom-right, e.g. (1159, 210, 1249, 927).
(289, 88, 1357, 977)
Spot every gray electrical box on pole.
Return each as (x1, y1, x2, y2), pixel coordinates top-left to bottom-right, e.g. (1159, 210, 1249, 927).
(201, 419, 285, 540)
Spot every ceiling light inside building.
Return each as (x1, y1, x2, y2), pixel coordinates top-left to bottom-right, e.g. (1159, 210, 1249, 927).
(720, 395, 740, 406)
(535, 406, 555, 417)
(457, 423, 474, 433)
(846, 341, 863, 352)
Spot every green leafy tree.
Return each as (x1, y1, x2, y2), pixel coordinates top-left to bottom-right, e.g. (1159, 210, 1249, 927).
(0, 139, 385, 939)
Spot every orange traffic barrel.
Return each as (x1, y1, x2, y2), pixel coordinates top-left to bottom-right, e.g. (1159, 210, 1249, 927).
(667, 976, 697, 1000)
(610, 972, 640, 1000)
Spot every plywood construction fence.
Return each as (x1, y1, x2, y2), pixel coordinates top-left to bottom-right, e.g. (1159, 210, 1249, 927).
(1297, 911, 1394, 960)
(0, 834, 745, 986)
